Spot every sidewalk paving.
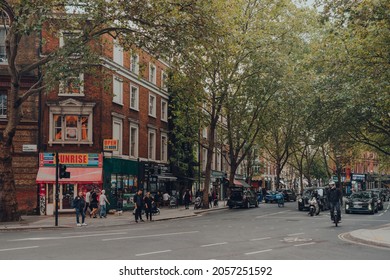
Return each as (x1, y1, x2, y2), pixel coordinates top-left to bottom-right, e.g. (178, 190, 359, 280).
(0, 205, 228, 231)
(345, 224, 390, 249)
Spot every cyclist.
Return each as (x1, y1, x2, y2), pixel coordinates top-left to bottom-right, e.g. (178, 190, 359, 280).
(328, 182, 342, 223)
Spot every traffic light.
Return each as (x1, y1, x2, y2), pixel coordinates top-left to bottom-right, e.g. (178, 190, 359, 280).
(59, 164, 70, 179)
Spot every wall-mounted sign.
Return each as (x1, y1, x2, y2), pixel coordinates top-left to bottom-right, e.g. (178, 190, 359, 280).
(103, 139, 118, 151)
(39, 153, 102, 167)
(22, 144, 37, 152)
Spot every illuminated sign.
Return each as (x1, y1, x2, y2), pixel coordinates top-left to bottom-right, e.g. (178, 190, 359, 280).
(40, 153, 102, 167)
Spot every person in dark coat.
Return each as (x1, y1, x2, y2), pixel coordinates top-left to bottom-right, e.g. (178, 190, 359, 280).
(328, 182, 343, 222)
(89, 189, 99, 218)
(144, 192, 154, 221)
(73, 191, 87, 226)
(134, 189, 144, 223)
(184, 189, 191, 209)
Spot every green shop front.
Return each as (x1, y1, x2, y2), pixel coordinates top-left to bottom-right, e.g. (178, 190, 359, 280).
(103, 158, 140, 212)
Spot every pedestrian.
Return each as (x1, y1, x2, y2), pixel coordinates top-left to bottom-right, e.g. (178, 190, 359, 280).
(134, 189, 145, 223)
(144, 192, 154, 221)
(154, 191, 161, 208)
(184, 189, 191, 209)
(262, 187, 267, 202)
(85, 188, 91, 216)
(162, 191, 170, 207)
(90, 188, 99, 218)
(208, 192, 213, 208)
(72, 191, 87, 226)
(99, 190, 110, 218)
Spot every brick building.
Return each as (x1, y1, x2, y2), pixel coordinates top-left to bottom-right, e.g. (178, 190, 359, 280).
(0, 22, 40, 215)
(36, 27, 172, 214)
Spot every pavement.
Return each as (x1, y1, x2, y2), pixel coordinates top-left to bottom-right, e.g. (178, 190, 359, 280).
(0, 204, 228, 231)
(1, 203, 389, 250)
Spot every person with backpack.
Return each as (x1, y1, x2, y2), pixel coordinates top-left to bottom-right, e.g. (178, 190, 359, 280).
(73, 191, 87, 226)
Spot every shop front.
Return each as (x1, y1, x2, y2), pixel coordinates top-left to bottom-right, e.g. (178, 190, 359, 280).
(103, 157, 139, 212)
(36, 153, 103, 215)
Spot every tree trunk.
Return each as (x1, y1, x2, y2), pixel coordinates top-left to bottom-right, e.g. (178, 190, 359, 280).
(202, 124, 216, 209)
(0, 140, 20, 222)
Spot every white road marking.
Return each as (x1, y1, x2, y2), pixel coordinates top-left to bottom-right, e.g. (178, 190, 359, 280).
(245, 249, 272, 255)
(294, 242, 316, 247)
(0, 246, 39, 252)
(200, 242, 227, 247)
(61, 228, 146, 235)
(10, 232, 128, 241)
(135, 250, 172, 256)
(102, 231, 199, 241)
(287, 232, 305, 236)
(255, 210, 291, 219)
(250, 237, 271, 241)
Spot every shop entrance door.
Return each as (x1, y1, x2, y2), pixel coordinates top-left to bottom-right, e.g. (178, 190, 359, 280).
(61, 184, 75, 210)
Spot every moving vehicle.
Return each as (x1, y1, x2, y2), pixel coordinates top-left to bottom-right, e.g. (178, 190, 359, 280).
(344, 191, 378, 214)
(298, 187, 329, 211)
(264, 191, 280, 203)
(279, 189, 297, 202)
(227, 187, 259, 209)
(371, 189, 385, 210)
(308, 195, 320, 216)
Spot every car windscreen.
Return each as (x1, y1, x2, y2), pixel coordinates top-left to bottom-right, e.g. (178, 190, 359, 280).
(231, 191, 243, 199)
(351, 192, 372, 199)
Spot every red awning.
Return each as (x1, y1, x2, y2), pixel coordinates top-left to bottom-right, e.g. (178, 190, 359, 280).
(36, 167, 102, 184)
(234, 179, 251, 188)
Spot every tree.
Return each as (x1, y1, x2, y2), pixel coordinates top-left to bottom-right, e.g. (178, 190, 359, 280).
(316, 0, 390, 156)
(0, 0, 217, 221)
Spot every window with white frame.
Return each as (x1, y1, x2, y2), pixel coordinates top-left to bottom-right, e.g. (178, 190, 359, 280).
(216, 151, 221, 171)
(161, 100, 168, 122)
(149, 63, 156, 84)
(149, 94, 156, 117)
(113, 40, 123, 66)
(130, 52, 139, 74)
(129, 124, 139, 158)
(130, 84, 139, 110)
(48, 99, 94, 145)
(0, 28, 7, 63)
(0, 91, 7, 118)
(148, 129, 156, 160)
(58, 30, 84, 95)
(161, 70, 168, 91)
(161, 133, 168, 162)
(51, 115, 91, 142)
(59, 73, 84, 96)
(112, 118, 123, 155)
(113, 76, 123, 105)
(202, 127, 207, 139)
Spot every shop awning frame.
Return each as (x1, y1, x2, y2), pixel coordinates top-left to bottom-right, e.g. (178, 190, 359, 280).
(36, 167, 103, 184)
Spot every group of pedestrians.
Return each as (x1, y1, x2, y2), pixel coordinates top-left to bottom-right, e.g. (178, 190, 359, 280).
(133, 189, 156, 223)
(73, 188, 110, 226)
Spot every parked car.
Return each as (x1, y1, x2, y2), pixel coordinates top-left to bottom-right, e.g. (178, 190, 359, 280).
(370, 189, 384, 210)
(264, 191, 280, 203)
(298, 187, 329, 211)
(227, 187, 259, 209)
(345, 191, 378, 214)
(278, 189, 297, 202)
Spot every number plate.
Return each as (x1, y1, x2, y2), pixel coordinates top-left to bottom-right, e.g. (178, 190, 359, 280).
(354, 204, 362, 208)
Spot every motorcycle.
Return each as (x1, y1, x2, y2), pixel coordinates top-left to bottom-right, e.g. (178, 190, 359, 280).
(308, 195, 320, 216)
(194, 196, 202, 210)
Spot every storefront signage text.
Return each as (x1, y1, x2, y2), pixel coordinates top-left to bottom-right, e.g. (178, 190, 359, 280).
(103, 139, 118, 151)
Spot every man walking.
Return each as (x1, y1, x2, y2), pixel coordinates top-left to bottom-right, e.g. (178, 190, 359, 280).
(134, 189, 145, 223)
(99, 190, 110, 218)
(73, 191, 87, 226)
(144, 192, 154, 221)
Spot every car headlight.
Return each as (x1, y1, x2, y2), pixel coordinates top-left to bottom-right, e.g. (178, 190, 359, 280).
(346, 204, 349, 209)
(368, 204, 372, 210)
(298, 198, 302, 203)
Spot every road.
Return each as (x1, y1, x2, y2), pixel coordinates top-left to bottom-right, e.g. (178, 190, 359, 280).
(0, 201, 389, 260)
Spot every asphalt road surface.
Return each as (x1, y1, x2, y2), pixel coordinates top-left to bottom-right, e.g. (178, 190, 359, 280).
(1, 201, 389, 260)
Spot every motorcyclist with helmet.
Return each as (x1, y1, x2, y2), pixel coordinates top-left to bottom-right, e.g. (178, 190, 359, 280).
(328, 182, 343, 223)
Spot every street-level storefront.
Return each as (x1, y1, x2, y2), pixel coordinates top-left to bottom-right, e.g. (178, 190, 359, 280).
(103, 157, 139, 211)
(36, 153, 103, 215)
